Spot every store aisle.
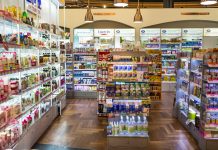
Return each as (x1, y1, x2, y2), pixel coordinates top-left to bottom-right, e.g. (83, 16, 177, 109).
(35, 92, 199, 150)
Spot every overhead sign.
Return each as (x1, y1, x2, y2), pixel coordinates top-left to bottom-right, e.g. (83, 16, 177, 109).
(140, 29, 160, 36)
(161, 29, 181, 36)
(74, 29, 94, 37)
(182, 28, 203, 36)
(115, 29, 135, 36)
(94, 29, 114, 37)
(204, 28, 218, 36)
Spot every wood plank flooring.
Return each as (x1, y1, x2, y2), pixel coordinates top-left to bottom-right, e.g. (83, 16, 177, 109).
(36, 92, 199, 150)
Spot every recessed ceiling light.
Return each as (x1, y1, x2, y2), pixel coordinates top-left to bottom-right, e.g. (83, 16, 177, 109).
(200, 0, 217, 5)
(103, 5, 106, 8)
(114, 0, 128, 7)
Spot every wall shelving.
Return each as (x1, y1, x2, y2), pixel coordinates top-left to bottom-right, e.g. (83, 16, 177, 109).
(0, 0, 66, 149)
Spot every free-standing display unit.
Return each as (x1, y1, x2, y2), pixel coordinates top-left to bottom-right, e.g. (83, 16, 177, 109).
(0, 0, 66, 149)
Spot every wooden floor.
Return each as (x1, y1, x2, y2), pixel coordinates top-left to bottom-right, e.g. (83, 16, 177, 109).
(36, 92, 199, 150)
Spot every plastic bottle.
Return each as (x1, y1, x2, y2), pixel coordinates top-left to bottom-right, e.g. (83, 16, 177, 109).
(142, 116, 148, 134)
(137, 116, 143, 134)
(119, 116, 125, 134)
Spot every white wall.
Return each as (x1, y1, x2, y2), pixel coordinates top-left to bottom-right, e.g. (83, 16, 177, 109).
(59, 8, 218, 41)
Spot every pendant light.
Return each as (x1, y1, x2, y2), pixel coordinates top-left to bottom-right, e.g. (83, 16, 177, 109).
(200, 0, 217, 5)
(114, 0, 128, 7)
(85, 0, 94, 22)
(134, 0, 143, 23)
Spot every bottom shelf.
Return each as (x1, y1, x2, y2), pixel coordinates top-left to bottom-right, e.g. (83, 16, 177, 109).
(74, 91, 97, 99)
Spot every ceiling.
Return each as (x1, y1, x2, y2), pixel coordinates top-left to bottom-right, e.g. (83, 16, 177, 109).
(64, 0, 218, 8)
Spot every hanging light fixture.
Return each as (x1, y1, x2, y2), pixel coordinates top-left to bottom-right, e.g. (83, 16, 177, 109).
(85, 0, 94, 22)
(114, 0, 128, 7)
(200, 0, 217, 5)
(134, 0, 143, 23)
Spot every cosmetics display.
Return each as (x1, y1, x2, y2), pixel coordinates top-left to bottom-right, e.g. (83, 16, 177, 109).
(0, 1, 66, 149)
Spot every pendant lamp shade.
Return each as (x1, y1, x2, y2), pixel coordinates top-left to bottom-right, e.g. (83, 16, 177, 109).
(200, 0, 217, 5)
(85, 7, 94, 23)
(85, 0, 94, 22)
(114, 0, 128, 7)
(134, 0, 143, 23)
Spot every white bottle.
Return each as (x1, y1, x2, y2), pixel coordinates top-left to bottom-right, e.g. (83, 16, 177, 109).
(119, 116, 125, 134)
(137, 116, 143, 134)
(142, 116, 148, 134)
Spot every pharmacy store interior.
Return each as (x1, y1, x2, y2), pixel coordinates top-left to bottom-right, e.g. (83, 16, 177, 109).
(1, 0, 218, 150)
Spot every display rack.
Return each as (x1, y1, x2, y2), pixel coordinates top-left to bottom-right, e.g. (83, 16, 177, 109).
(140, 28, 160, 50)
(114, 29, 135, 51)
(94, 29, 115, 52)
(73, 29, 97, 98)
(97, 50, 162, 117)
(176, 48, 218, 149)
(160, 29, 181, 91)
(0, 0, 66, 149)
(201, 50, 218, 139)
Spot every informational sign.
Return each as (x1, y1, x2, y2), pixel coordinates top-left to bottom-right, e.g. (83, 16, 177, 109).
(204, 28, 218, 36)
(94, 29, 114, 37)
(26, 0, 41, 9)
(140, 29, 160, 36)
(74, 29, 94, 37)
(161, 29, 181, 36)
(182, 28, 203, 36)
(115, 29, 135, 37)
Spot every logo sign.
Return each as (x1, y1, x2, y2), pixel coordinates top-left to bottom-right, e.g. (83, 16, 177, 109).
(204, 28, 218, 36)
(161, 29, 181, 36)
(115, 29, 135, 36)
(182, 28, 203, 36)
(74, 29, 94, 37)
(94, 29, 114, 36)
(140, 29, 160, 36)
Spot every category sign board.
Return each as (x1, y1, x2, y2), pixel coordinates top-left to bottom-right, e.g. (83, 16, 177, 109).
(161, 29, 181, 36)
(182, 28, 203, 36)
(204, 28, 218, 36)
(140, 29, 160, 36)
(115, 29, 135, 37)
(94, 29, 114, 37)
(74, 29, 94, 37)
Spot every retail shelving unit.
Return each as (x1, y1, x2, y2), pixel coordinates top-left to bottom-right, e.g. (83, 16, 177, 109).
(201, 50, 218, 139)
(94, 29, 115, 52)
(161, 29, 181, 91)
(73, 29, 97, 98)
(100, 50, 161, 150)
(114, 29, 135, 51)
(140, 28, 160, 50)
(176, 48, 218, 149)
(97, 50, 162, 116)
(0, 0, 66, 149)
